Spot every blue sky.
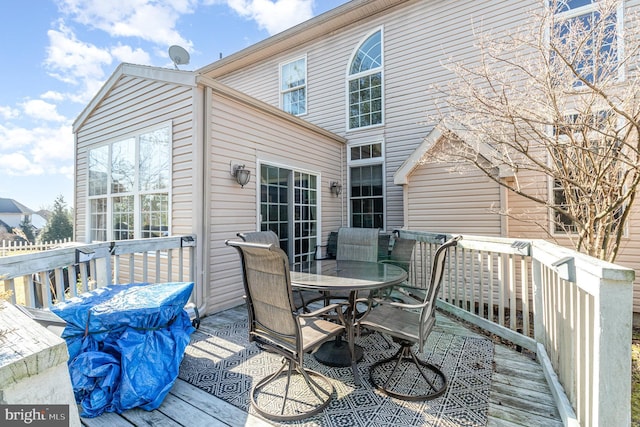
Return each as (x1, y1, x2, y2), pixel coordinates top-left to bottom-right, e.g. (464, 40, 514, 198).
(0, 0, 349, 212)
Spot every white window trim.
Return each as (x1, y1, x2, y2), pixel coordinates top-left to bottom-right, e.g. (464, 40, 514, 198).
(347, 139, 386, 230)
(255, 159, 322, 260)
(345, 26, 385, 132)
(85, 120, 173, 242)
(550, 0, 625, 84)
(547, 113, 628, 237)
(279, 55, 308, 117)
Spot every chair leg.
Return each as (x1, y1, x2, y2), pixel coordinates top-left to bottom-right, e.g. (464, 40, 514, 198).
(250, 358, 335, 421)
(368, 341, 447, 401)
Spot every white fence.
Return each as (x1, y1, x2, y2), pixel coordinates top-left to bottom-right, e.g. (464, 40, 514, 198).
(0, 238, 72, 257)
(396, 230, 634, 427)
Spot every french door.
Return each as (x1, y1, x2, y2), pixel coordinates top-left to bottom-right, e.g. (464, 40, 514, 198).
(260, 164, 318, 263)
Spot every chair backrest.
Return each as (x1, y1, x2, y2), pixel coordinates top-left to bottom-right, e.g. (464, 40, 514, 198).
(336, 227, 379, 262)
(325, 231, 338, 259)
(418, 235, 461, 347)
(388, 237, 416, 272)
(225, 240, 301, 356)
(237, 230, 280, 247)
(377, 234, 391, 261)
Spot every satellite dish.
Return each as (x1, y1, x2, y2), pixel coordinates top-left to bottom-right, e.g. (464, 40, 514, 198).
(168, 45, 190, 70)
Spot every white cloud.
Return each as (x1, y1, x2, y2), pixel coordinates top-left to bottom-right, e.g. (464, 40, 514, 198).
(41, 91, 67, 102)
(20, 99, 67, 123)
(0, 106, 20, 120)
(0, 153, 44, 176)
(0, 125, 38, 150)
(44, 22, 113, 105)
(55, 0, 195, 48)
(110, 44, 152, 64)
(45, 22, 113, 84)
(0, 124, 73, 176)
(30, 125, 74, 166)
(224, 0, 313, 35)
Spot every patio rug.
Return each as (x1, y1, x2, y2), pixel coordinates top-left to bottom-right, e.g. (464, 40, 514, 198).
(179, 320, 494, 427)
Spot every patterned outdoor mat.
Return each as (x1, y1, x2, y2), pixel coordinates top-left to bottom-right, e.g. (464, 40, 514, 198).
(179, 320, 494, 426)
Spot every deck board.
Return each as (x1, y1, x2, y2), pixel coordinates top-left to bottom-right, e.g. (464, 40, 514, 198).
(81, 306, 562, 427)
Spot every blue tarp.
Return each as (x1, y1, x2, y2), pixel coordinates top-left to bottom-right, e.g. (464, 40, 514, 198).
(52, 282, 195, 418)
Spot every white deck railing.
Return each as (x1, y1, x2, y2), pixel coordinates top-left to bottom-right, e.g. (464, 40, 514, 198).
(0, 235, 198, 312)
(396, 230, 634, 427)
(1, 231, 633, 426)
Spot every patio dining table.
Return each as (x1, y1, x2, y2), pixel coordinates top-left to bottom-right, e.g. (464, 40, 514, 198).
(290, 260, 407, 385)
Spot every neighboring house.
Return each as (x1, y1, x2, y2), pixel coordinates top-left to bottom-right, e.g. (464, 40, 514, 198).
(0, 198, 35, 230)
(72, 0, 640, 317)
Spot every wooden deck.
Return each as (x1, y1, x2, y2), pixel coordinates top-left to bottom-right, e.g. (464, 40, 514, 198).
(80, 305, 562, 427)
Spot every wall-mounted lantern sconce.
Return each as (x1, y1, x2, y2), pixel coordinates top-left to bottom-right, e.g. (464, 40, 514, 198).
(75, 247, 95, 264)
(230, 163, 251, 187)
(330, 181, 342, 197)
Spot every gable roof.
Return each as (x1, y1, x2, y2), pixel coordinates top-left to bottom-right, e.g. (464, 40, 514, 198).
(197, 0, 413, 78)
(0, 198, 33, 215)
(394, 120, 514, 185)
(73, 63, 197, 132)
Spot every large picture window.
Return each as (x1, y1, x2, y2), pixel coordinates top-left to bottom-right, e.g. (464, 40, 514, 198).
(87, 124, 171, 241)
(280, 57, 306, 116)
(348, 29, 383, 130)
(349, 142, 384, 229)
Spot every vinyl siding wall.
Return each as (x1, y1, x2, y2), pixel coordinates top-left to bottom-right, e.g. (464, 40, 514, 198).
(74, 74, 197, 243)
(204, 86, 344, 313)
(205, 0, 531, 232)
(405, 160, 502, 236)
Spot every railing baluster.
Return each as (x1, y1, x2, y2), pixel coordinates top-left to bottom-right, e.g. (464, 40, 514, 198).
(154, 250, 159, 282)
(521, 256, 530, 336)
(167, 249, 173, 282)
(142, 252, 148, 283)
(178, 245, 184, 282)
(54, 268, 65, 303)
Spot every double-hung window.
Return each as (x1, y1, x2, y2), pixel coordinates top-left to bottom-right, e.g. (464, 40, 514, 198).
(87, 124, 171, 241)
(280, 57, 306, 116)
(349, 142, 384, 229)
(348, 29, 383, 129)
(552, 0, 620, 85)
(551, 110, 622, 234)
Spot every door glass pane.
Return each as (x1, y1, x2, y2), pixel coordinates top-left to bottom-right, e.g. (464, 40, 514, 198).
(260, 165, 318, 263)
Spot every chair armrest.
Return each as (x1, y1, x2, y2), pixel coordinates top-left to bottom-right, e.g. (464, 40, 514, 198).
(298, 302, 347, 324)
(355, 296, 425, 311)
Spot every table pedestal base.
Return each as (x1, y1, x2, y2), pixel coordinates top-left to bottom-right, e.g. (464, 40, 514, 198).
(314, 336, 363, 367)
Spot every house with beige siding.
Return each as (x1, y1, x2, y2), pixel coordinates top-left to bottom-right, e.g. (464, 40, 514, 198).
(73, 65, 345, 314)
(73, 0, 640, 319)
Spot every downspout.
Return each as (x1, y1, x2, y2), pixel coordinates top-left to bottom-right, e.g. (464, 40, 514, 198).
(194, 84, 211, 316)
(341, 139, 346, 226)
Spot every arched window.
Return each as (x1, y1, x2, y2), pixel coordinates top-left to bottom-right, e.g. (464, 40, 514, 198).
(348, 29, 383, 129)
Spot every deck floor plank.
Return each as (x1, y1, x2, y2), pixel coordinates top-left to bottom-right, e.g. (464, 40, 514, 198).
(80, 306, 562, 427)
(169, 379, 274, 426)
